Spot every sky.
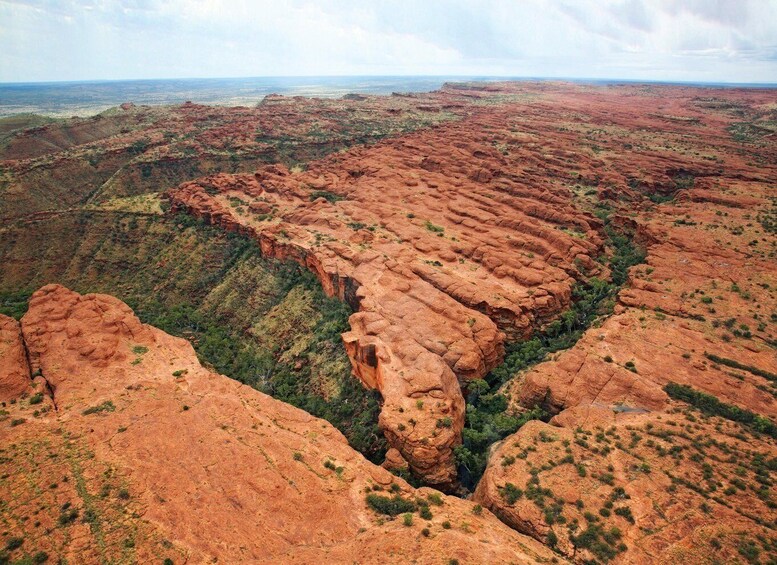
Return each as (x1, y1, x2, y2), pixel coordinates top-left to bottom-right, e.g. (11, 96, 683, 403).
(1, 0, 776, 83)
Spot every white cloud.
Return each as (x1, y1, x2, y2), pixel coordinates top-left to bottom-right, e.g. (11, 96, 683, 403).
(0, 0, 775, 82)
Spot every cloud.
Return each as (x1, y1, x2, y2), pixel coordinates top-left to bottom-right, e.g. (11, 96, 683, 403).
(0, 0, 775, 82)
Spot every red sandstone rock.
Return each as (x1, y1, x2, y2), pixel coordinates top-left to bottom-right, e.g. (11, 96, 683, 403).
(472, 83, 777, 563)
(166, 82, 777, 488)
(1, 285, 560, 564)
(475, 408, 777, 563)
(0, 315, 30, 401)
(166, 96, 616, 484)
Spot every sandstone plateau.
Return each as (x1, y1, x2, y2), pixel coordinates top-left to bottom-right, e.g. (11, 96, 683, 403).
(167, 82, 777, 490)
(0, 285, 558, 564)
(1, 81, 776, 564)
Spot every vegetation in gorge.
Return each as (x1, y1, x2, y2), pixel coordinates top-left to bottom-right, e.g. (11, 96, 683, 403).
(0, 212, 386, 462)
(455, 213, 646, 490)
(0, 289, 32, 320)
(139, 256, 387, 461)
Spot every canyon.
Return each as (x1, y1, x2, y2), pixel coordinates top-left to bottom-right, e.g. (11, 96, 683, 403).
(1, 81, 775, 563)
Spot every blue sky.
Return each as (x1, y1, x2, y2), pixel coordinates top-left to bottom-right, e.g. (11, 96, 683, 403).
(1, 0, 776, 83)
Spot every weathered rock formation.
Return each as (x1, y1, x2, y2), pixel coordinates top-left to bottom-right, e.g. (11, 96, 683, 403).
(168, 103, 607, 486)
(0, 285, 559, 564)
(0, 315, 30, 401)
(2, 81, 776, 563)
(475, 407, 777, 563)
(472, 84, 777, 563)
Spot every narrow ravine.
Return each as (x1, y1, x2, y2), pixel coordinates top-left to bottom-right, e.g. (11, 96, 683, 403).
(454, 209, 646, 491)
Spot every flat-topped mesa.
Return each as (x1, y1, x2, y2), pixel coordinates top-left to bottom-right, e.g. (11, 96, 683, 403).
(168, 109, 605, 487)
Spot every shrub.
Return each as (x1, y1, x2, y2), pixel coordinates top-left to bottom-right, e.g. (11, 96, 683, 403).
(738, 540, 760, 563)
(82, 400, 115, 415)
(29, 392, 44, 405)
(424, 220, 445, 233)
(613, 506, 635, 524)
(547, 530, 558, 547)
(309, 190, 344, 203)
(5, 537, 23, 551)
(498, 483, 523, 505)
(366, 494, 416, 516)
(403, 513, 414, 526)
(436, 417, 453, 428)
(58, 508, 79, 525)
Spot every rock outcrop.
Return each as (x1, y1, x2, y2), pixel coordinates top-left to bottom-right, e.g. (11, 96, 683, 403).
(166, 81, 777, 490)
(0, 285, 559, 564)
(475, 407, 777, 564)
(2, 81, 776, 563)
(0, 315, 31, 401)
(168, 105, 607, 485)
(472, 84, 777, 563)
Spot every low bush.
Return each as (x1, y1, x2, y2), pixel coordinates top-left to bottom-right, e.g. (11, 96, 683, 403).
(366, 493, 416, 516)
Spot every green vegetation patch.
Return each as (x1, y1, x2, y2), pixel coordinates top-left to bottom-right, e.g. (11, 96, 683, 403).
(365, 493, 416, 516)
(82, 401, 116, 416)
(309, 190, 344, 203)
(0, 212, 385, 462)
(704, 352, 777, 382)
(455, 213, 645, 489)
(664, 382, 777, 439)
(0, 289, 33, 320)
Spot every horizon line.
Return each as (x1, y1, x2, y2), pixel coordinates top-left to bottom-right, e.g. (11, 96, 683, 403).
(2, 74, 777, 88)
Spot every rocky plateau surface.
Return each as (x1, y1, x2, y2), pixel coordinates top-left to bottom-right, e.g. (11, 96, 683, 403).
(167, 82, 777, 492)
(0, 285, 558, 564)
(1, 81, 776, 564)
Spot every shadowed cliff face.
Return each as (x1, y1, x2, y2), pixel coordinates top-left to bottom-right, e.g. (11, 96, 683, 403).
(0, 285, 560, 564)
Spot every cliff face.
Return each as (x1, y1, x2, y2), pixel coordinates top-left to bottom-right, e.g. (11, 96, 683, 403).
(167, 98, 607, 486)
(166, 82, 777, 490)
(0, 285, 558, 564)
(0, 314, 30, 401)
